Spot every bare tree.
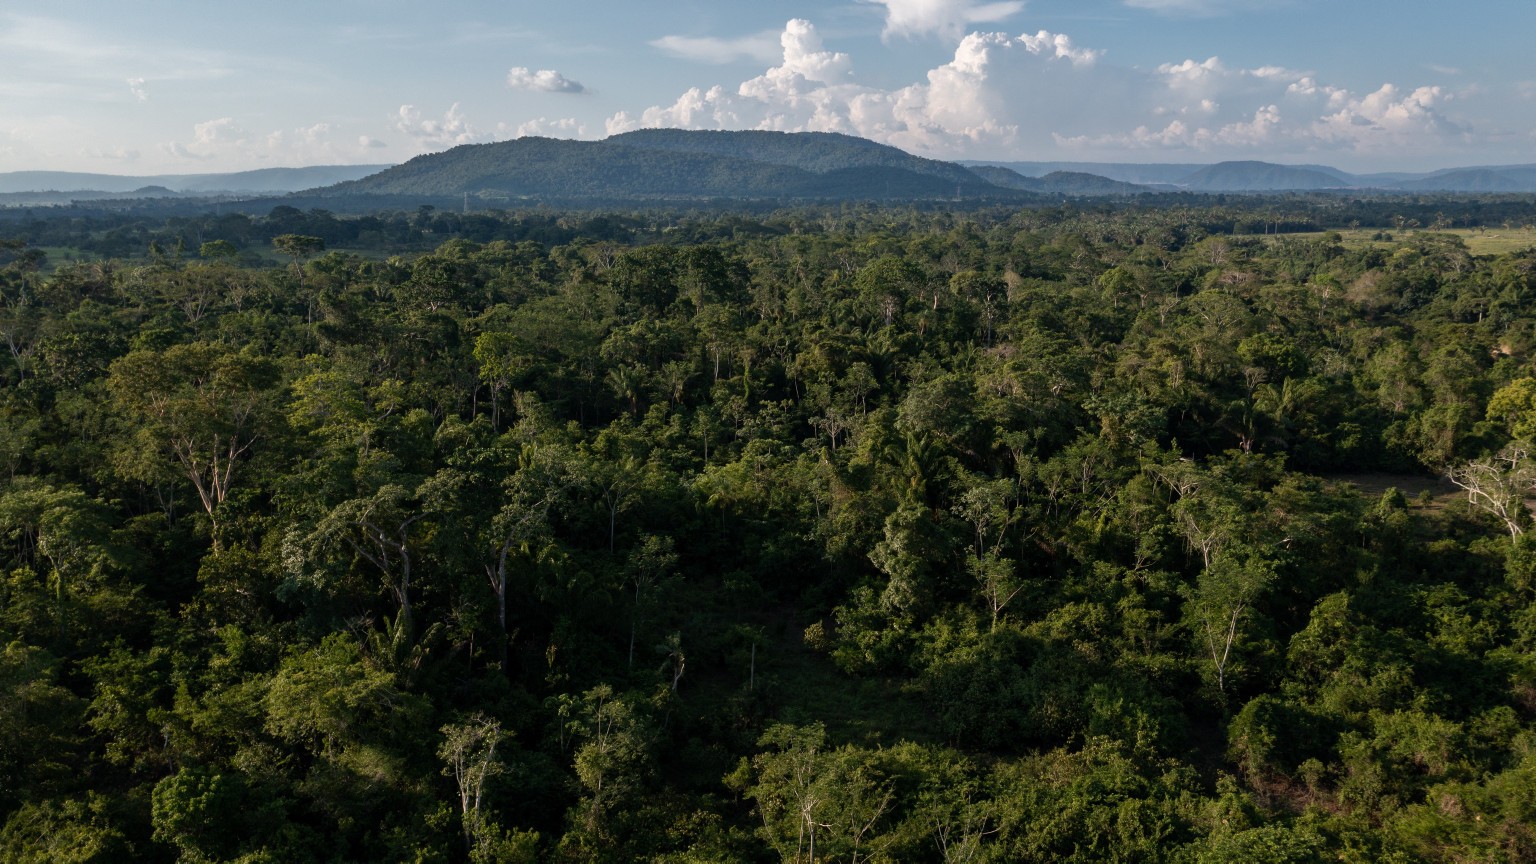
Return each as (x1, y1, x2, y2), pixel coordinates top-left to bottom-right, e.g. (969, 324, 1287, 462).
(1447, 444, 1536, 537)
(439, 713, 506, 854)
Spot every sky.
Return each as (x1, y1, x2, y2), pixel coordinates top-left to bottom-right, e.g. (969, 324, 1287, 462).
(4, 0, 1533, 175)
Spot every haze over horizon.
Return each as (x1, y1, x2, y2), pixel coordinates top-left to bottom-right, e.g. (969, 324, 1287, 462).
(5, 0, 1532, 176)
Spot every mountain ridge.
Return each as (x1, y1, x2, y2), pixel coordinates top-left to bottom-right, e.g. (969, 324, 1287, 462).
(962, 158, 1536, 192)
(9, 135, 1536, 202)
(313, 131, 1019, 202)
(0, 165, 391, 195)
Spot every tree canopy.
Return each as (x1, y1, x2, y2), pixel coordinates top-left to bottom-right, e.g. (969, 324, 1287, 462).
(3, 200, 1536, 861)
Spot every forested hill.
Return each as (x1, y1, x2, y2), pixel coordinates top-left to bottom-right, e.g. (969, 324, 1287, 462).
(313, 130, 1025, 201)
(969, 165, 1150, 196)
(1180, 161, 1349, 191)
(604, 129, 982, 185)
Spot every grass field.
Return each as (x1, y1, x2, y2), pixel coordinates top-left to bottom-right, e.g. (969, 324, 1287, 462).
(1329, 472, 1461, 509)
(1248, 227, 1536, 256)
(34, 246, 106, 273)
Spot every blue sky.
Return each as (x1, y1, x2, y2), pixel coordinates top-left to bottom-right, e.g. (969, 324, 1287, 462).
(4, 0, 1532, 174)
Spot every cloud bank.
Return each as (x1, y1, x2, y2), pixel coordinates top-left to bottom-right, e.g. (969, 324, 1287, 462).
(604, 18, 1468, 164)
(163, 117, 385, 164)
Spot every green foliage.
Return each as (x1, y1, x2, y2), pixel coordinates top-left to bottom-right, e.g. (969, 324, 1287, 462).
(3, 201, 1536, 861)
(0, 797, 129, 863)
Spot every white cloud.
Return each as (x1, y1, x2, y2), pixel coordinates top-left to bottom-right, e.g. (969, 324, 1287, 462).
(164, 117, 389, 165)
(1307, 84, 1465, 150)
(265, 122, 329, 152)
(192, 117, 245, 148)
(1017, 30, 1100, 65)
(606, 20, 1104, 156)
(609, 20, 861, 137)
(506, 67, 586, 94)
(606, 17, 1471, 166)
(164, 124, 238, 161)
(126, 77, 148, 101)
(78, 145, 139, 162)
(1060, 72, 1463, 159)
(395, 103, 480, 150)
(867, 0, 1025, 41)
(509, 116, 590, 139)
(651, 32, 780, 64)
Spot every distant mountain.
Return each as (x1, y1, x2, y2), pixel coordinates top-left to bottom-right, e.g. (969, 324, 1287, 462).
(961, 161, 1207, 185)
(174, 166, 393, 193)
(0, 165, 391, 195)
(968, 165, 1148, 196)
(963, 159, 1355, 190)
(313, 131, 1018, 202)
(1394, 166, 1536, 193)
(608, 129, 983, 186)
(13, 143, 1536, 205)
(962, 159, 1536, 192)
(1349, 171, 1427, 185)
(1179, 161, 1349, 191)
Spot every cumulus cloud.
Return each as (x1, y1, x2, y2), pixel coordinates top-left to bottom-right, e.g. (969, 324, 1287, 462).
(508, 116, 590, 139)
(600, 18, 1470, 165)
(164, 117, 378, 165)
(651, 32, 781, 64)
(1059, 62, 1464, 159)
(608, 19, 859, 137)
(1018, 30, 1101, 65)
(868, 0, 1025, 41)
(1307, 84, 1464, 150)
(193, 117, 244, 147)
(359, 135, 387, 149)
(606, 20, 1104, 156)
(395, 103, 480, 150)
(265, 123, 331, 155)
(164, 117, 242, 160)
(126, 77, 148, 101)
(506, 67, 586, 94)
(79, 145, 139, 162)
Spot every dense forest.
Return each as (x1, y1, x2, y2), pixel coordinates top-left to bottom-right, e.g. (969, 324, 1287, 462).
(4, 200, 1536, 862)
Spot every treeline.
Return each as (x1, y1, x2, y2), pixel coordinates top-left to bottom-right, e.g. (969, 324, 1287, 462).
(7, 193, 1536, 266)
(2, 207, 1536, 862)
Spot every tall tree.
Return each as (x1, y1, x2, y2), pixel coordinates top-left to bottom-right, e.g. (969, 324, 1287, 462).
(107, 343, 278, 549)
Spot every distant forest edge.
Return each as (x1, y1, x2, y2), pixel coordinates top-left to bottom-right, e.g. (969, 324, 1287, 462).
(4, 191, 1536, 266)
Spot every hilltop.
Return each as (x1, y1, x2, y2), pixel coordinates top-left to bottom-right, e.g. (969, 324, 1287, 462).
(312, 130, 1025, 202)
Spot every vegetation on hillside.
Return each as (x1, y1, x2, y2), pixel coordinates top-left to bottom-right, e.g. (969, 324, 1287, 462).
(320, 131, 1010, 202)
